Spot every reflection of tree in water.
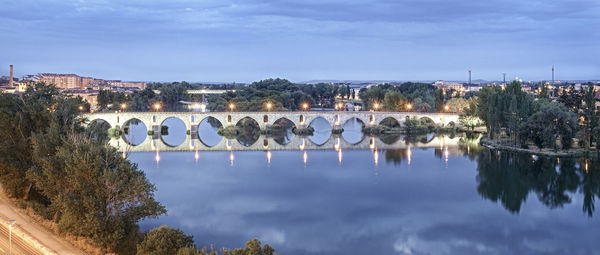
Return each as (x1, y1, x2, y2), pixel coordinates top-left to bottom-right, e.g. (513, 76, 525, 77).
(235, 117, 260, 146)
(378, 135, 401, 144)
(272, 118, 295, 145)
(384, 149, 409, 165)
(475, 150, 600, 216)
(403, 133, 432, 145)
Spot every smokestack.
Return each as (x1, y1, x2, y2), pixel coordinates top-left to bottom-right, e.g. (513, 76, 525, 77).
(9, 65, 13, 87)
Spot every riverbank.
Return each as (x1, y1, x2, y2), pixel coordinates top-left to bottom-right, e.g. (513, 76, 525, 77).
(0, 187, 98, 255)
(480, 138, 598, 158)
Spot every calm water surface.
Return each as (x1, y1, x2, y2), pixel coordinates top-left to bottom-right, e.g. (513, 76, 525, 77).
(122, 120, 600, 255)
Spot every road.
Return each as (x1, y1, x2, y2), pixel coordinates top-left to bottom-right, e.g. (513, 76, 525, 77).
(0, 188, 84, 255)
(0, 224, 41, 255)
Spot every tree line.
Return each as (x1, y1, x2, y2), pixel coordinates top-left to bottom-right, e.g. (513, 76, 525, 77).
(0, 83, 275, 254)
(466, 81, 599, 151)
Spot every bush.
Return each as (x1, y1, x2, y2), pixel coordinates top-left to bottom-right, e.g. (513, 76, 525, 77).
(137, 225, 195, 255)
(108, 127, 121, 139)
(293, 126, 314, 135)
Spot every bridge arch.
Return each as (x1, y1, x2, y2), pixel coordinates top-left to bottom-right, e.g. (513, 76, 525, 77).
(235, 117, 260, 147)
(342, 117, 366, 145)
(122, 118, 148, 146)
(197, 116, 223, 147)
(308, 117, 332, 146)
(379, 117, 400, 127)
(160, 117, 187, 147)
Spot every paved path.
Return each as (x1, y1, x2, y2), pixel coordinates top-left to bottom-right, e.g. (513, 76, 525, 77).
(0, 189, 84, 255)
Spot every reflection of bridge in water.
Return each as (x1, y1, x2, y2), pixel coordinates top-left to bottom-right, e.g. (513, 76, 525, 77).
(107, 133, 467, 152)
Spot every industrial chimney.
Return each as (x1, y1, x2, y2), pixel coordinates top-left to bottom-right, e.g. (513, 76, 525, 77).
(9, 65, 13, 87)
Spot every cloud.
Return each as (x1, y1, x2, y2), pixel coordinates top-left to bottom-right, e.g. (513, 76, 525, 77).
(0, 0, 598, 81)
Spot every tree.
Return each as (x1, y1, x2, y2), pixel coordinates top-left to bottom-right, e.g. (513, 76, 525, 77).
(434, 88, 444, 112)
(382, 90, 408, 111)
(582, 84, 597, 149)
(30, 135, 166, 252)
(137, 226, 194, 255)
(519, 102, 579, 150)
(445, 98, 470, 113)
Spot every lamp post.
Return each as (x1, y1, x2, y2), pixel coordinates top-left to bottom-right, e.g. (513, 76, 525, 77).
(373, 103, 380, 111)
(444, 105, 450, 112)
(228, 103, 235, 112)
(78, 105, 84, 111)
(406, 103, 413, 111)
(266, 102, 272, 112)
(8, 219, 15, 255)
(153, 102, 161, 111)
(120, 103, 127, 111)
(302, 103, 309, 111)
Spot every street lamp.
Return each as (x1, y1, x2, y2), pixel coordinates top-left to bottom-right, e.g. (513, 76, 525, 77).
(78, 105, 84, 111)
(302, 103, 309, 111)
(229, 103, 235, 111)
(373, 103, 380, 111)
(444, 105, 450, 112)
(406, 103, 413, 111)
(8, 219, 15, 255)
(266, 102, 272, 111)
(153, 102, 161, 111)
(120, 103, 127, 111)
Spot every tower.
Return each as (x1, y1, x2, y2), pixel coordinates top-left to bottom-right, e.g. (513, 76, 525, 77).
(552, 65, 555, 85)
(9, 65, 13, 87)
(468, 69, 471, 91)
(503, 73, 506, 84)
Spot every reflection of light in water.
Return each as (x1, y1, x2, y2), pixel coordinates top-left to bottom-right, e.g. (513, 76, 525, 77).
(155, 150, 160, 165)
(407, 146, 412, 166)
(303, 151, 308, 166)
(267, 150, 272, 165)
(585, 160, 589, 173)
(439, 136, 445, 150)
(444, 146, 449, 166)
(374, 149, 379, 166)
(338, 149, 343, 164)
(299, 138, 305, 150)
(229, 151, 234, 166)
(335, 137, 341, 151)
(194, 151, 199, 162)
(226, 139, 232, 150)
(369, 136, 375, 150)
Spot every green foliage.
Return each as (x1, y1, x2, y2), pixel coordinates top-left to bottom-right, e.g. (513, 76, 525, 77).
(137, 225, 195, 255)
(360, 82, 436, 112)
(108, 127, 122, 138)
(476, 81, 533, 141)
(458, 116, 484, 131)
(208, 78, 322, 111)
(382, 90, 409, 111)
(293, 126, 315, 135)
(519, 102, 579, 150)
(30, 135, 166, 252)
(403, 117, 435, 134)
(445, 98, 470, 113)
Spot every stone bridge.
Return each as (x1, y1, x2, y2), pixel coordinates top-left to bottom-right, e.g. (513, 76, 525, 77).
(84, 111, 460, 132)
(82, 111, 460, 151)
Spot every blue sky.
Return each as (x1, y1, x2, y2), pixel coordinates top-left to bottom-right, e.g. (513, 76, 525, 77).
(1, 0, 599, 82)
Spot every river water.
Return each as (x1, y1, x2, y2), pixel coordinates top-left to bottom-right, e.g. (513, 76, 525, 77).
(118, 117, 600, 255)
